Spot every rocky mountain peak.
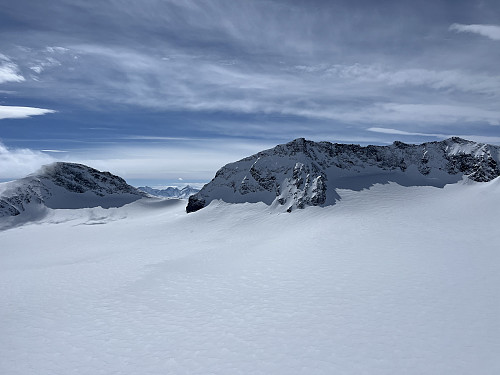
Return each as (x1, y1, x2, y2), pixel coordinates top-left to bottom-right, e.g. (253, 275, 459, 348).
(187, 137, 500, 213)
(0, 162, 145, 219)
(36, 162, 139, 196)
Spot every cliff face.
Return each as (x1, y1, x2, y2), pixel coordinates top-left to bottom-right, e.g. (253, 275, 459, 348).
(187, 137, 500, 213)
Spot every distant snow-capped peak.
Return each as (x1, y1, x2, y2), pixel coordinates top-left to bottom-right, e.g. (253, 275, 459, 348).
(187, 137, 500, 213)
(138, 185, 200, 199)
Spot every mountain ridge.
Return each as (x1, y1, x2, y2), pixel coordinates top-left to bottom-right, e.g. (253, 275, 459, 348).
(0, 162, 146, 220)
(187, 137, 500, 213)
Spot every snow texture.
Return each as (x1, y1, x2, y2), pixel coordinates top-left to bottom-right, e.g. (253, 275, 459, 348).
(1, 141, 500, 374)
(1, 178, 499, 374)
(187, 137, 500, 212)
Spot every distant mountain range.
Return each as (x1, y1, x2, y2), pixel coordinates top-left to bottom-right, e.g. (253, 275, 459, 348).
(2, 137, 499, 224)
(137, 185, 200, 199)
(187, 137, 500, 213)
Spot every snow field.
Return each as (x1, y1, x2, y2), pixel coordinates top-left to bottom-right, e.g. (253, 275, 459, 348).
(1, 180, 499, 374)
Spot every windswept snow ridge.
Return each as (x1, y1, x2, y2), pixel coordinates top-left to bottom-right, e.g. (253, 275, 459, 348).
(187, 137, 500, 212)
(0, 162, 145, 225)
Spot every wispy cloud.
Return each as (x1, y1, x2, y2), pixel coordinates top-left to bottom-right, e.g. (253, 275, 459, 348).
(0, 47, 75, 84)
(0, 54, 25, 84)
(450, 23, 500, 41)
(360, 103, 500, 126)
(121, 136, 203, 141)
(1, 138, 273, 181)
(2, 2, 499, 132)
(3, 1, 499, 130)
(320, 64, 500, 95)
(367, 128, 446, 137)
(67, 138, 275, 181)
(0, 105, 56, 120)
(367, 127, 500, 144)
(14, 44, 497, 129)
(265, 103, 500, 126)
(0, 141, 55, 180)
(1, 0, 500, 172)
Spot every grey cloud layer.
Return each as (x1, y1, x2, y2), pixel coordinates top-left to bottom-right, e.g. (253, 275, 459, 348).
(6, 45, 499, 126)
(1, 0, 500, 137)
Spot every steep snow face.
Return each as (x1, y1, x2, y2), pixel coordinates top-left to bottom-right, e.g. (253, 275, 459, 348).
(138, 185, 200, 199)
(0, 162, 145, 223)
(187, 137, 500, 212)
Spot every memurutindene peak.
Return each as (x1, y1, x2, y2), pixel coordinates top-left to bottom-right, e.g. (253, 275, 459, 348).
(187, 137, 500, 213)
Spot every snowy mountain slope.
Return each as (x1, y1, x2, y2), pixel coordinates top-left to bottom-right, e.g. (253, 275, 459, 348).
(1, 177, 499, 375)
(0, 162, 146, 227)
(187, 137, 500, 212)
(138, 185, 200, 198)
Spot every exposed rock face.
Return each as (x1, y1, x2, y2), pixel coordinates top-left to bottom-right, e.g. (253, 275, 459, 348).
(40, 163, 141, 196)
(187, 137, 500, 213)
(0, 162, 146, 218)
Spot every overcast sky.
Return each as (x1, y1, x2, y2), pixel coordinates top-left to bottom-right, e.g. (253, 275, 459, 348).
(1, 0, 500, 185)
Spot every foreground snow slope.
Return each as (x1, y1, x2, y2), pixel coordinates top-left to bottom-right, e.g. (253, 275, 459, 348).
(1, 179, 499, 375)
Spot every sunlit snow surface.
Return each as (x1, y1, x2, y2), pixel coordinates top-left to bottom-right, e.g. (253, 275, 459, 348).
(1, 180, 499, 374)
